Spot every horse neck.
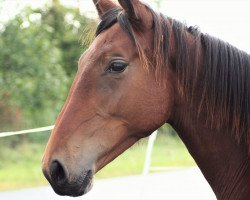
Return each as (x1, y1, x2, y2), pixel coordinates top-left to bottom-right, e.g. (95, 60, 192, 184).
(169, 105, 250, 199)
(167, 27, 250, 199)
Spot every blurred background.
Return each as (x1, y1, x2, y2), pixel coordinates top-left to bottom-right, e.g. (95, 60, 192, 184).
(0, 0, 249, 192)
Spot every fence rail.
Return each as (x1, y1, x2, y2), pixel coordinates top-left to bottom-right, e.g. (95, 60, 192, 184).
(0, 125, 54, 138)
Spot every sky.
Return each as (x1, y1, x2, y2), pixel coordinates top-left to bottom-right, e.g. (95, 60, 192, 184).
(0, 0, 250, 53)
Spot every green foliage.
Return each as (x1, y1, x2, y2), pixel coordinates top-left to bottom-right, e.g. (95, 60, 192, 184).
(0, 10, 67, 129)
(36, 0, 96, 76)
(0, 1, 96, 142)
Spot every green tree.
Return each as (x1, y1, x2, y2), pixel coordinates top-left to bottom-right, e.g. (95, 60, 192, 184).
(36, 0, 96, 76)
(0, 8, 68, 130)
(0, 1, 96, 133)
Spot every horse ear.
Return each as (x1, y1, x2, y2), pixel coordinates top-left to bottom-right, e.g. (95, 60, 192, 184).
(93, 0, 118, 19)
(118, 0, 140, 20)
(118, 0, 153, 30)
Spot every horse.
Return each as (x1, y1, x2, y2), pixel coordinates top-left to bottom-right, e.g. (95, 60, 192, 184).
(42, 0, 250, 199)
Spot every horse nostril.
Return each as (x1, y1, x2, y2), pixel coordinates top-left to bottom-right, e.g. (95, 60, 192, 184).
(50, 160, 67, 185)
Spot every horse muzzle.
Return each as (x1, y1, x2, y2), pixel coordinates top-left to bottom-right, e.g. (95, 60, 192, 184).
(42, 160, 93, 197)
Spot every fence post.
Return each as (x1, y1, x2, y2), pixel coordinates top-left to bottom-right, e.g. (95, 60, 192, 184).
(142, 130, 158, 175)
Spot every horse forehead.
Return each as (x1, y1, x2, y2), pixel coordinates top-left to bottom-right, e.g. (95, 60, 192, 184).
(90, 24, 131, 53)
(79, 24, 134, 66)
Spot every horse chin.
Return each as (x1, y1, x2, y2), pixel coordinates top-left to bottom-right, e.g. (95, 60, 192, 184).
(70, 170, 94, 197)
(74, 178, 93, 197)
(81, 178, 94, 195)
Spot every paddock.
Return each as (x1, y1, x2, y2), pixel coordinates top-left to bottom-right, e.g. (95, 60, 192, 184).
(0, 167, 216, 200)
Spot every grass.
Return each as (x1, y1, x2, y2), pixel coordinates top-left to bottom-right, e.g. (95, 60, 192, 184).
(0, 134, 195, 191)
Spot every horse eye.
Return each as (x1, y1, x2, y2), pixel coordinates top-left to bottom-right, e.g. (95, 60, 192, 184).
(106, 61, 128, 73)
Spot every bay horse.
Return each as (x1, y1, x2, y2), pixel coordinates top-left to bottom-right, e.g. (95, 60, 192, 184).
(42, 0, 250, 199)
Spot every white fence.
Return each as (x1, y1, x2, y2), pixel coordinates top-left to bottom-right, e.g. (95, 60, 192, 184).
(0, 125, 54, 138)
